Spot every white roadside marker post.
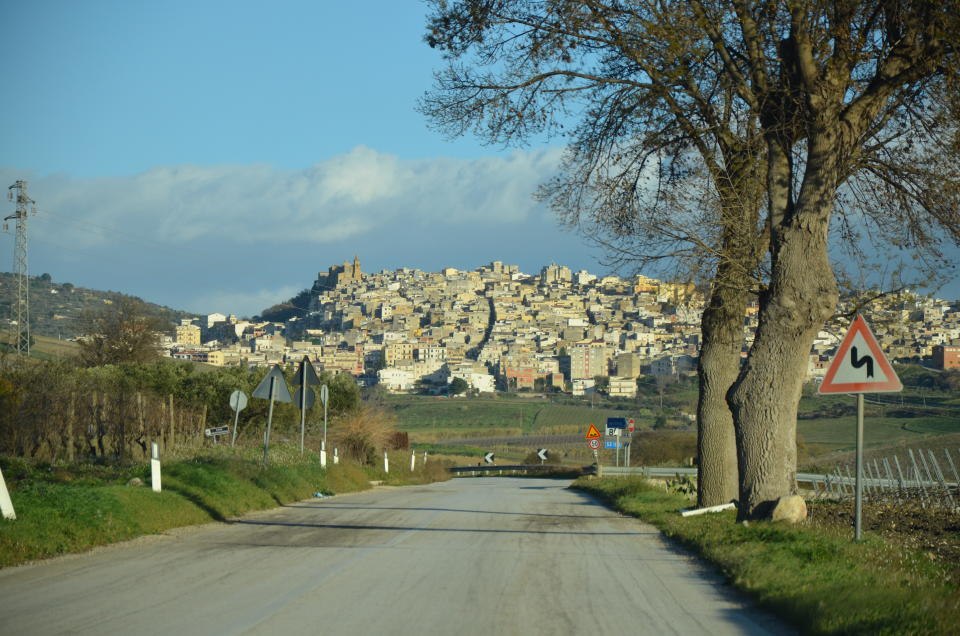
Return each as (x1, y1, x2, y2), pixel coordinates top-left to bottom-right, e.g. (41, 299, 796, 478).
(410, 450, 416, 472)
(383, 450, 389, 474)
(0, 465, 16, 520)
(151, 442, 162, 493)
(320, 440, 327, 469)
(333, 447, 339, 465)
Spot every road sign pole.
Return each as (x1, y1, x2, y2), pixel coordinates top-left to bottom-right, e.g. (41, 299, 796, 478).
(299, 382, 307, 456)
(263, 376, 276, 467)
(231, 405, 240, 447)
(855, 393, 864, 541)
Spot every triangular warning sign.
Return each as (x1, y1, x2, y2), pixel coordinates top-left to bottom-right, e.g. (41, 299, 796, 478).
(819, 315, 902, 394)
(585, 423, 602, 440)
(252, 366, 293, 403)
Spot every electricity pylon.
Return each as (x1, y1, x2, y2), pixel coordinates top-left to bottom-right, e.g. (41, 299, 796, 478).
(4, 180, 36, 356)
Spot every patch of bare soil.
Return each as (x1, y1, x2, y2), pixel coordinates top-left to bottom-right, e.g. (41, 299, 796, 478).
(807, 500, 960, 583)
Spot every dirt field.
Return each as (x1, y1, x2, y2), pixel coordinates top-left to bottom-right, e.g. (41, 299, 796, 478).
(807, 500, 960, 584)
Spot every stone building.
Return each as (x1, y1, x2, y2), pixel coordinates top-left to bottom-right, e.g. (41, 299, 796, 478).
(313, 256, 362, 292)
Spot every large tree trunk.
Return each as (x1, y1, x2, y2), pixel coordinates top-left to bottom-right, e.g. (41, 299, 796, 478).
(728, 132, 840, 519)
(696, 147, 764, 508)
(696, 279, 745, 507)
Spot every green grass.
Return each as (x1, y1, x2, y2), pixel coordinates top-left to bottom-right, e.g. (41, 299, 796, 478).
(573, 477, 960, 635)
(798, 413, 960, 454)
(388, 394, 658, 436)
(0, 447, 448, 567)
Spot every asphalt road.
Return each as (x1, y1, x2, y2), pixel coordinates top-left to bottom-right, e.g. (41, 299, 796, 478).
(0, 477, 789, 635)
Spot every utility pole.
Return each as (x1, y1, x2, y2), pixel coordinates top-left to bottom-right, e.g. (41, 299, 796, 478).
(4, 181, 36, 356)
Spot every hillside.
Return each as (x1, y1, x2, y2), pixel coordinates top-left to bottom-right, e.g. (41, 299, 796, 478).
(0, 272, 192, 341)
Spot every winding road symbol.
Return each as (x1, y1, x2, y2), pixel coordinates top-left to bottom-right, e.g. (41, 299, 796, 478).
(849, 346, 874, 378)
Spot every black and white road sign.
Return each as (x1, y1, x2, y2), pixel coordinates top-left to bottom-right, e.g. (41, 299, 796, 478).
(205, 426, 230, 437)
(483, 452, 495, 464)
(537, 448, 548, 461)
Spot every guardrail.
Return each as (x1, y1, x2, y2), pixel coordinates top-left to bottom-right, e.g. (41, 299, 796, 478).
(448, 463, 957, 493)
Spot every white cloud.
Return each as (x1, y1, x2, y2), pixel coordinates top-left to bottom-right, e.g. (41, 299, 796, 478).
(5, 146, 564, 248)
(0, 147, 605, 315)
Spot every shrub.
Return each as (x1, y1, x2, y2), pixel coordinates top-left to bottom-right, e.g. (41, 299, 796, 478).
(329, 405, 396, 465)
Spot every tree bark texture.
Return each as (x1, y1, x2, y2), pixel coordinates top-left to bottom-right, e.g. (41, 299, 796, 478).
(696, 275, 748, 507)
(729, 131, 840, 518)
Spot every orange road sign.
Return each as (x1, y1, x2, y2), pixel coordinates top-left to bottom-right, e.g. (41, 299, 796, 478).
(585, 423, 602, 440)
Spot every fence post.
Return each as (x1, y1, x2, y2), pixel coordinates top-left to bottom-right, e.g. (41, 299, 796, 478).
(944, 449, 960, 485)
(168, 395, 175, 452)
(893, 455, 906, 500)
(882, 458, 898, 504)
(843, 466, 855, 499)
(927, 451, 954, 507)
(908, 449, 928, 505)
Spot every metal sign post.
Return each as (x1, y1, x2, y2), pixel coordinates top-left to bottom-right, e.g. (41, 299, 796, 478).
(295, 357, 321, 456)
(229, 390, 248, 447)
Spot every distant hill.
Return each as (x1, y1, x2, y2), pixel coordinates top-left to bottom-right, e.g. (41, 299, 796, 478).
(0, 272, 193, 341)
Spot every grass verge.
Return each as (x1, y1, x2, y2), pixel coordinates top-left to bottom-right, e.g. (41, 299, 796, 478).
(572, 476, 960, 635)
(0, 447, 449, 568)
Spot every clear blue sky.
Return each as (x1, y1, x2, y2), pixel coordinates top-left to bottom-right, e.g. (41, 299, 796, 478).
(1, 1, 956, 317)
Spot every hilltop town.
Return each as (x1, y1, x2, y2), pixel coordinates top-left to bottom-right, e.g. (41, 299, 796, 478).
(166, 258, 960, 395)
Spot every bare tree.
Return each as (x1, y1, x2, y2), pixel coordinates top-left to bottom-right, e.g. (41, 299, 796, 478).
(422, 0, 960, 517)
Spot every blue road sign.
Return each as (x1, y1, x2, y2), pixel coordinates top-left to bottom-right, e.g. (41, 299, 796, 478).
(604, 441, 618, 449)
(607, 417, 627, 429)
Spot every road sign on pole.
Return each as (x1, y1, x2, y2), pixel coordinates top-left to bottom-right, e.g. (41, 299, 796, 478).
(585, 424, 602, 439)
(818, 315, 903, 542)
(252, 366, 291, 466)
(537, 448, 548, 461)
(588, 438, 601, 450)
(607, 417, 627, 429)
(484, 452, 495, 464)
